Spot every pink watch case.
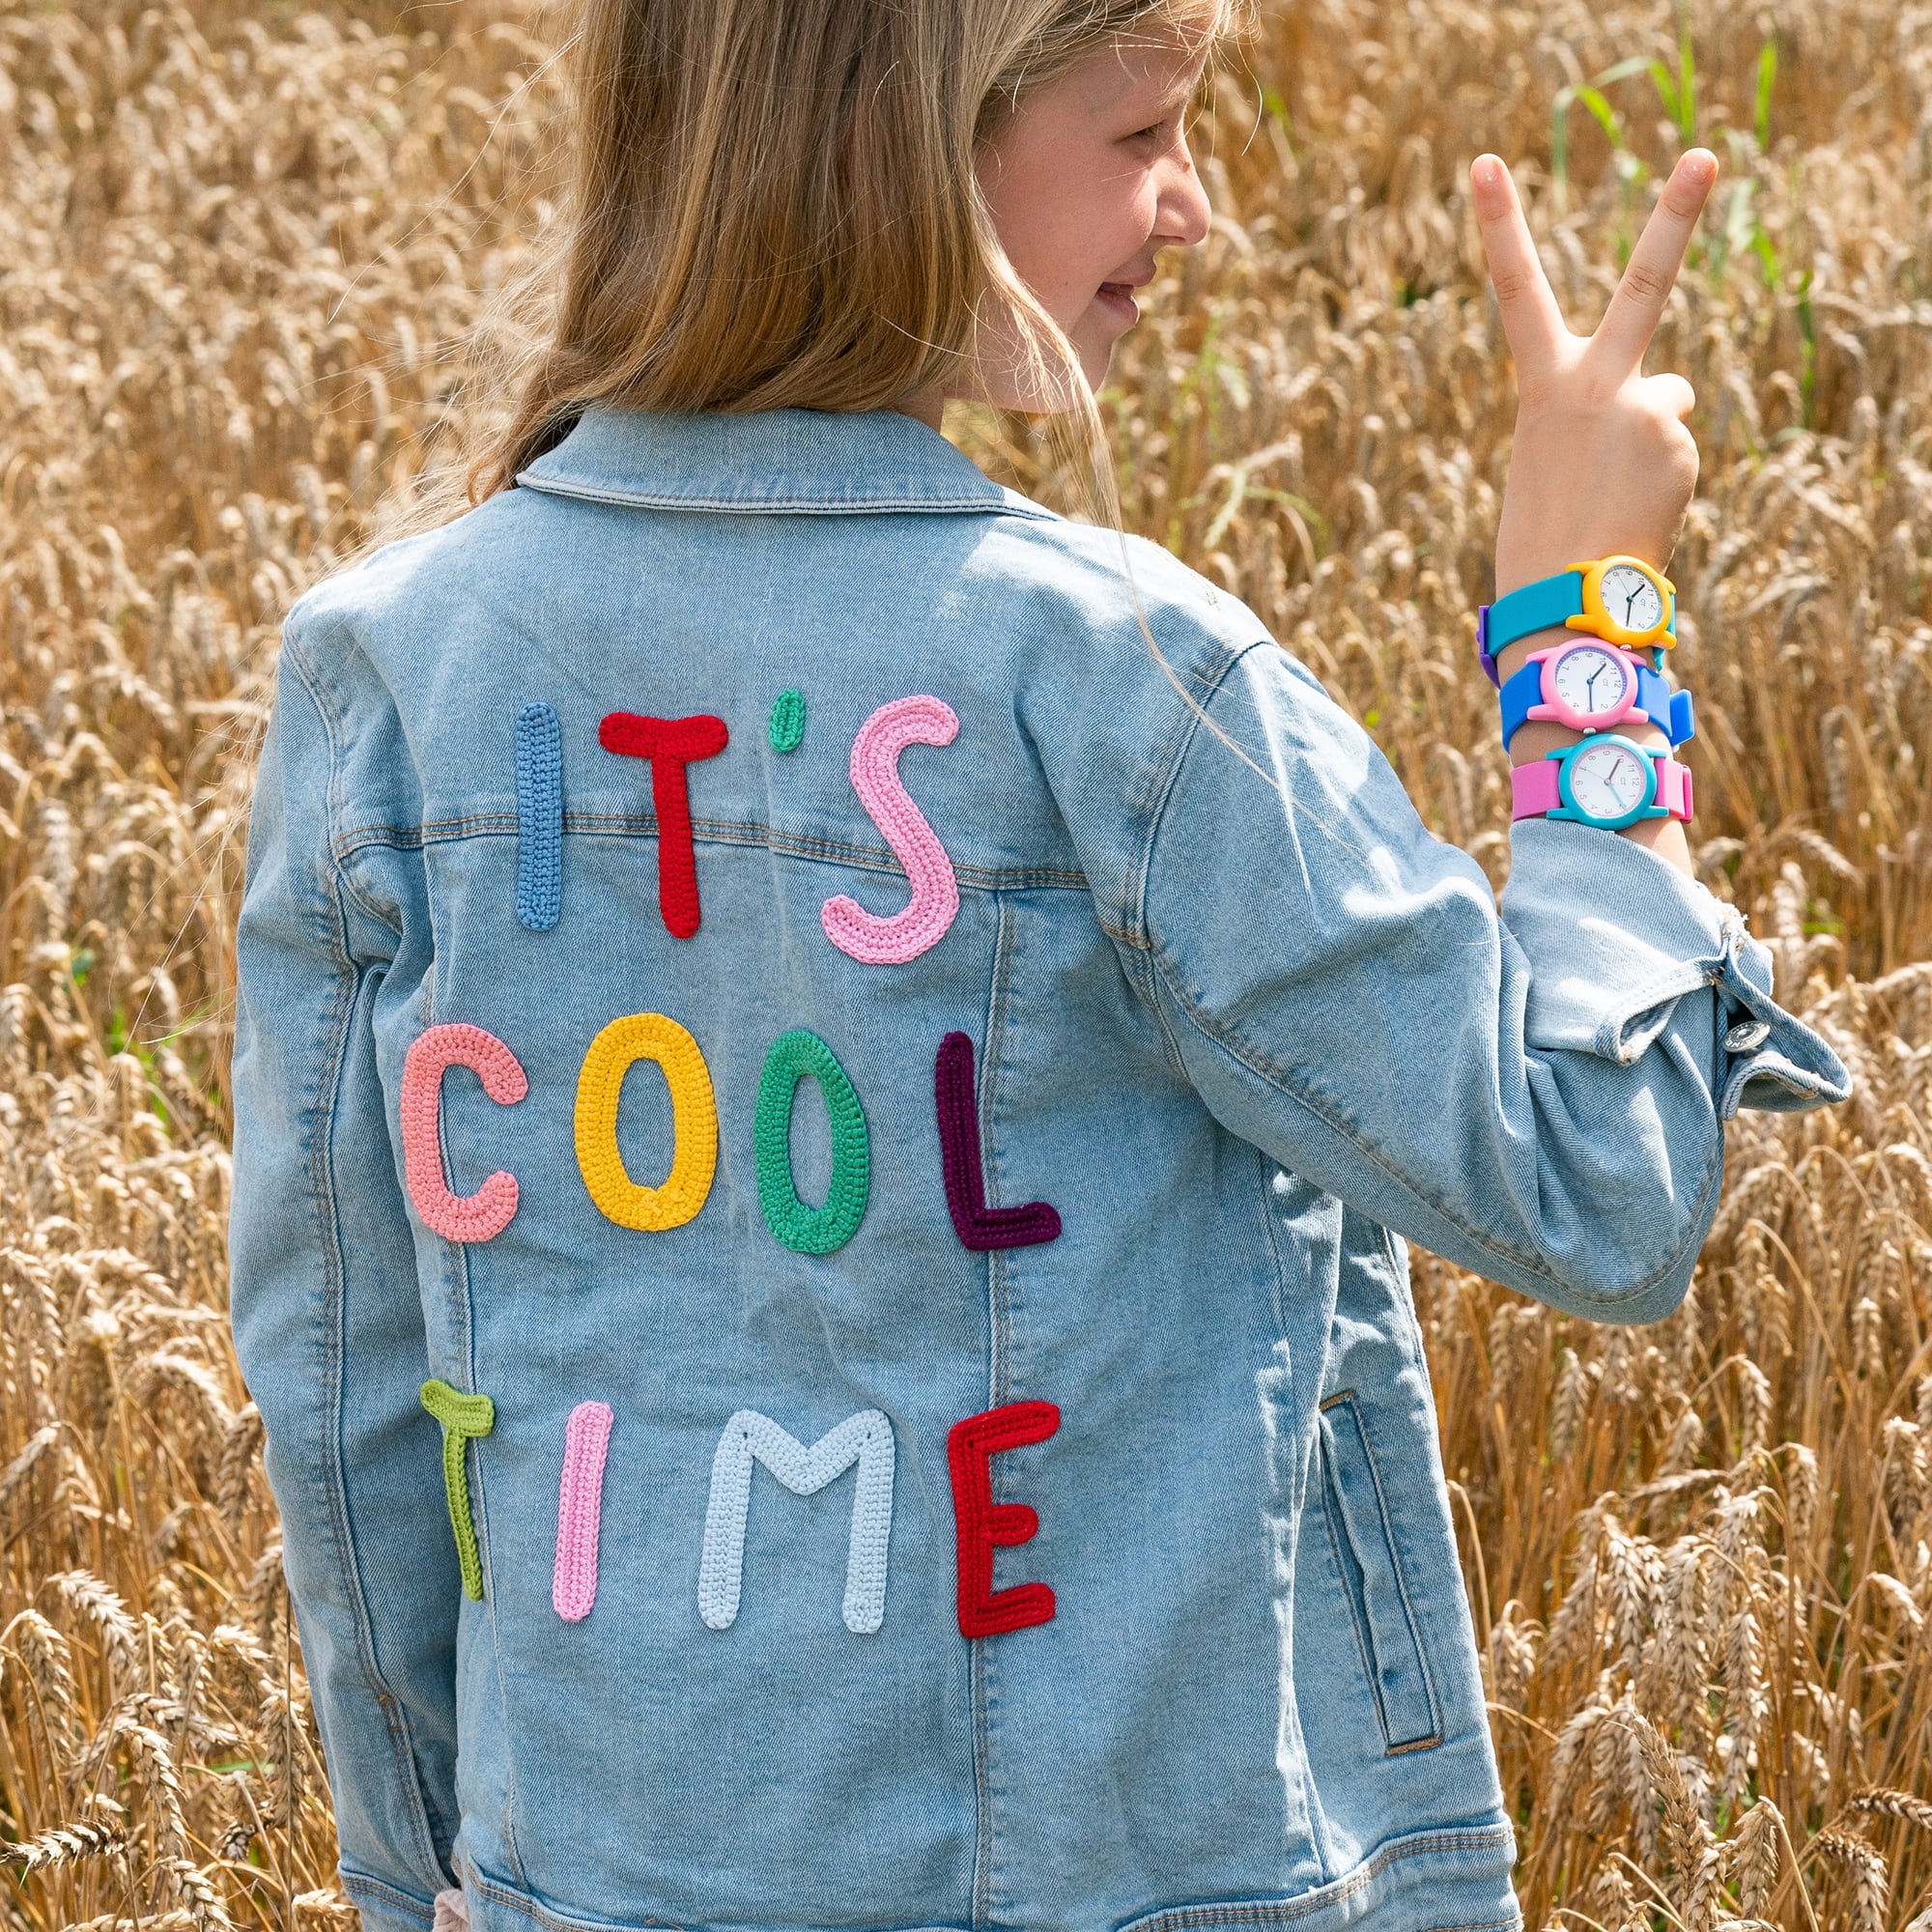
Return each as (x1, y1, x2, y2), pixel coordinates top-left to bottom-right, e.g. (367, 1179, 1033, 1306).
(1523, 639, 1647, 734)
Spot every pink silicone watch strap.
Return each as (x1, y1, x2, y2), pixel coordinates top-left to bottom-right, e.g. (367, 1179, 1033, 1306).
(1510, 760, 1562, 819)
(1657, 755, 1693, 819)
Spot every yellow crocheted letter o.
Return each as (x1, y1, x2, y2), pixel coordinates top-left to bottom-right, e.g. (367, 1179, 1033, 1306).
(575, 1012, 719, 1231)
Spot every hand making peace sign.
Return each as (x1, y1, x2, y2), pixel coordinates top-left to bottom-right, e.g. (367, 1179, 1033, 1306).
(1470, 148, 1719, 654)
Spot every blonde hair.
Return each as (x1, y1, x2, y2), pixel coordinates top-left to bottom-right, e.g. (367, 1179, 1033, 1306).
(469, 0, 1242, 503)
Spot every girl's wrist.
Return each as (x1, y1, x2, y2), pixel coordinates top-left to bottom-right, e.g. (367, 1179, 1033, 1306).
(1506, 715, 1693, 876)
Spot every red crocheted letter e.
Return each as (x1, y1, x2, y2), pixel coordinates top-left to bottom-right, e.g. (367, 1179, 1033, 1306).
(598, 712, 728, 938)
(947, 1400, 1061, 1638)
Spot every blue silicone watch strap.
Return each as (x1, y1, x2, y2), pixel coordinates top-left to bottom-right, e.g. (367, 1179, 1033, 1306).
(1485, 571, 1584, 657)
(1632, 661, 1687, 741)
(1496, 659, 1541, 745)
(1497, 654, 1693, 750)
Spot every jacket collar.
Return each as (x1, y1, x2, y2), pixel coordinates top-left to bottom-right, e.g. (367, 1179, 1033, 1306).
(517, 406, 1054, 519)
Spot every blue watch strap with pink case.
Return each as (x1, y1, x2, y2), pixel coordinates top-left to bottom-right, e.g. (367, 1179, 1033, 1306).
(1497, 656, 1694, 750)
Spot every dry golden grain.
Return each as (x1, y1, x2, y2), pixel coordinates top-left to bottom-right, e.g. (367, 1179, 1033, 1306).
(0, 1813, 126, 1871)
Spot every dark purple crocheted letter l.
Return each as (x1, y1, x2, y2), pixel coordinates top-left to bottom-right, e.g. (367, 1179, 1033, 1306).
(934, 1032, 1062, 1252)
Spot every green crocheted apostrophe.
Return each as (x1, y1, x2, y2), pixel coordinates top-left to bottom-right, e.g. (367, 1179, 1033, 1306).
(421, 1379, 496, 1601)
(768, 688, 806, 754)
(754, 1030, 870, 1255)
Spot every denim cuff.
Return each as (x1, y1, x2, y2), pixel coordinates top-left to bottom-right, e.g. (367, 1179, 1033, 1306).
(1502, 818, 1852, 1118)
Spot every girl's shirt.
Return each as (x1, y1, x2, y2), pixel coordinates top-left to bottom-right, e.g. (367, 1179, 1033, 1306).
(230, 408, 1845, 1932)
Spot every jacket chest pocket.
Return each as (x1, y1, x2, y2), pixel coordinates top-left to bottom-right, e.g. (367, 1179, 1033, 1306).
(1318, 1391, 1440, 1752)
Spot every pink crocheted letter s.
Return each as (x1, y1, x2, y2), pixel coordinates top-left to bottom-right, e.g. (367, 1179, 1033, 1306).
(822, 696, 961, 965)
(553, 1400, 613, 1623)
(400, 1024, 528, 1243)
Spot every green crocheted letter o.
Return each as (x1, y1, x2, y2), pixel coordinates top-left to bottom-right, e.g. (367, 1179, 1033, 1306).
(754, 1030, 869, 1255)
(421, 1379, 496, 1601)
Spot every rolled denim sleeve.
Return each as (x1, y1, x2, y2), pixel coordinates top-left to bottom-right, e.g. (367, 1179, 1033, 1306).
(1129, 640, 1849, 1322)
(229, 641, 457, 1930)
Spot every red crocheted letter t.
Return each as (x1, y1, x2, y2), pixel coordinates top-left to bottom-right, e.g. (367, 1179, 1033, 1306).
(947, 1400, 1061, 1638)
(598, 712, 728, 938)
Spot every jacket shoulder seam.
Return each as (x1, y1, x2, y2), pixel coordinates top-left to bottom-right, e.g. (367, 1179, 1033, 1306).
(1125, 637, 1268, 944)
(279, 627, 409, 939)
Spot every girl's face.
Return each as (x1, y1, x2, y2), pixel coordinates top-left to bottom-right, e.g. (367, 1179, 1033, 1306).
(969, 29, 1213, 408)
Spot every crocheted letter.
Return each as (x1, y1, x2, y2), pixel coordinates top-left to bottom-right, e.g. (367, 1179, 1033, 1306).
(401, 1025, 528, 1243)
(421, 1379, 496, 1602)
(698, 1408, 896, 1634)
(933, 1032, 1061, 1251)
(515, 702, 563, 932)
(754, 1030, 870, 1255)
(575, 1012, 718, 1232)
(821, 696, 960, 964)
(553, 1401, 613, 1623)
(598, 712, 729, 939)
(948, 1400, 1060, 1637)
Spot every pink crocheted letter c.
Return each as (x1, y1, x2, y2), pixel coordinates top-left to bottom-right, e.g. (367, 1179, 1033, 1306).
(822, 695, 961, 966)
(553, 1400, 613, 1623)
(400, 1023, 528, 1243)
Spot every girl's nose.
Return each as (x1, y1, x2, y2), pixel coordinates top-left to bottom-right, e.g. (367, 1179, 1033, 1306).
(1157, 139, 1212, 249)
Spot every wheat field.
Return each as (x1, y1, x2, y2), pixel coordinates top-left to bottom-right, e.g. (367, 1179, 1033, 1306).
(3, 0, 1931, 1926)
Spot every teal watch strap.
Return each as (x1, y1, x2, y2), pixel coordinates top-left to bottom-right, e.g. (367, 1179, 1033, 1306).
(1485, 571, 1584, 657)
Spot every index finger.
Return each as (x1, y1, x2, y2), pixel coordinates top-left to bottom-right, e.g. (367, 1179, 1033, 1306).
(1469, 154, 1568, 375)
(1587, 150, 1719, 375)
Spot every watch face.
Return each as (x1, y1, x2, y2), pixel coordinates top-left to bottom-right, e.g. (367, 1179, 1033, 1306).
(1567, 740, 1652, 822)
(1551, 644, 1631, 717)
(1600, 563, 1664, 635)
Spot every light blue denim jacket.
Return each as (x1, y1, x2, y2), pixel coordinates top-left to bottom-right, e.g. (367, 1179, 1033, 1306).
(229, 408, 1848, 1932)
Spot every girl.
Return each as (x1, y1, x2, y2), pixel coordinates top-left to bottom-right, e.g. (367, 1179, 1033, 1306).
(229, 5, 1848, 1932)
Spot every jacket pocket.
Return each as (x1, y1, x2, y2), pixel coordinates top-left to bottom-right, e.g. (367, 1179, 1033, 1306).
(1318, 1391, 1440, 1752)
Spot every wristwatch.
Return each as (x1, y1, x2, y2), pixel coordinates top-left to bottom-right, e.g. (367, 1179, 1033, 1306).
(1511, 734, 1694, 831)
(1498, 639, 1694, 748)
(1479, 555, 1677, 684)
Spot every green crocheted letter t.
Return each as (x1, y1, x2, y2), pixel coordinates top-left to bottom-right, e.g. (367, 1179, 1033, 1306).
(754, 1029, 870, 1255)
(421, 1379, 496, 1601)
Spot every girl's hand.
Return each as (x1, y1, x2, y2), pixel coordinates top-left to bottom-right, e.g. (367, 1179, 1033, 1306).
(1471, 149, 1718, 632)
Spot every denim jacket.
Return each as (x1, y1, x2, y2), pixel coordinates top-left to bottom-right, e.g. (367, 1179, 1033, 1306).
(229, 408, 1848, 1932)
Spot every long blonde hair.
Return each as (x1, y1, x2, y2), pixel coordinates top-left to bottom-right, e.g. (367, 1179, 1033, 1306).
(469, 0, 1241, 503)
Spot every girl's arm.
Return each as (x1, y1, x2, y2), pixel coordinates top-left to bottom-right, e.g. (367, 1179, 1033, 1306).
(1064, 153, 1846, 1322)
(1123, 637, 1845, 1323)
(229, 640, 459, 1932)
(1475, 149, 1716, 874)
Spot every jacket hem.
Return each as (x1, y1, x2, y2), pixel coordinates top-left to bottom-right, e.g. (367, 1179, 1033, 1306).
(452, 1820, 1518, 1932)
(341, 1865, 441, 1931)
(1115, 1821, 1519, 1932)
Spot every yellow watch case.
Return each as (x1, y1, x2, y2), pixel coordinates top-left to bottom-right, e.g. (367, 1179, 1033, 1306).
(1565, 554, 1675, 649)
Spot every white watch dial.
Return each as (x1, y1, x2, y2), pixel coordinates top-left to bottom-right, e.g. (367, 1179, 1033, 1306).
(1567, 741, 1651, 821)
(1550, 644, 1630, 717)
(1600, 563, 1663, 635)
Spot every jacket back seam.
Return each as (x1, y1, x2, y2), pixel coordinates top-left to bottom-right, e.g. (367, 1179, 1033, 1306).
(333, 816, 1090, 895)
(283, 637, 452, 1889)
